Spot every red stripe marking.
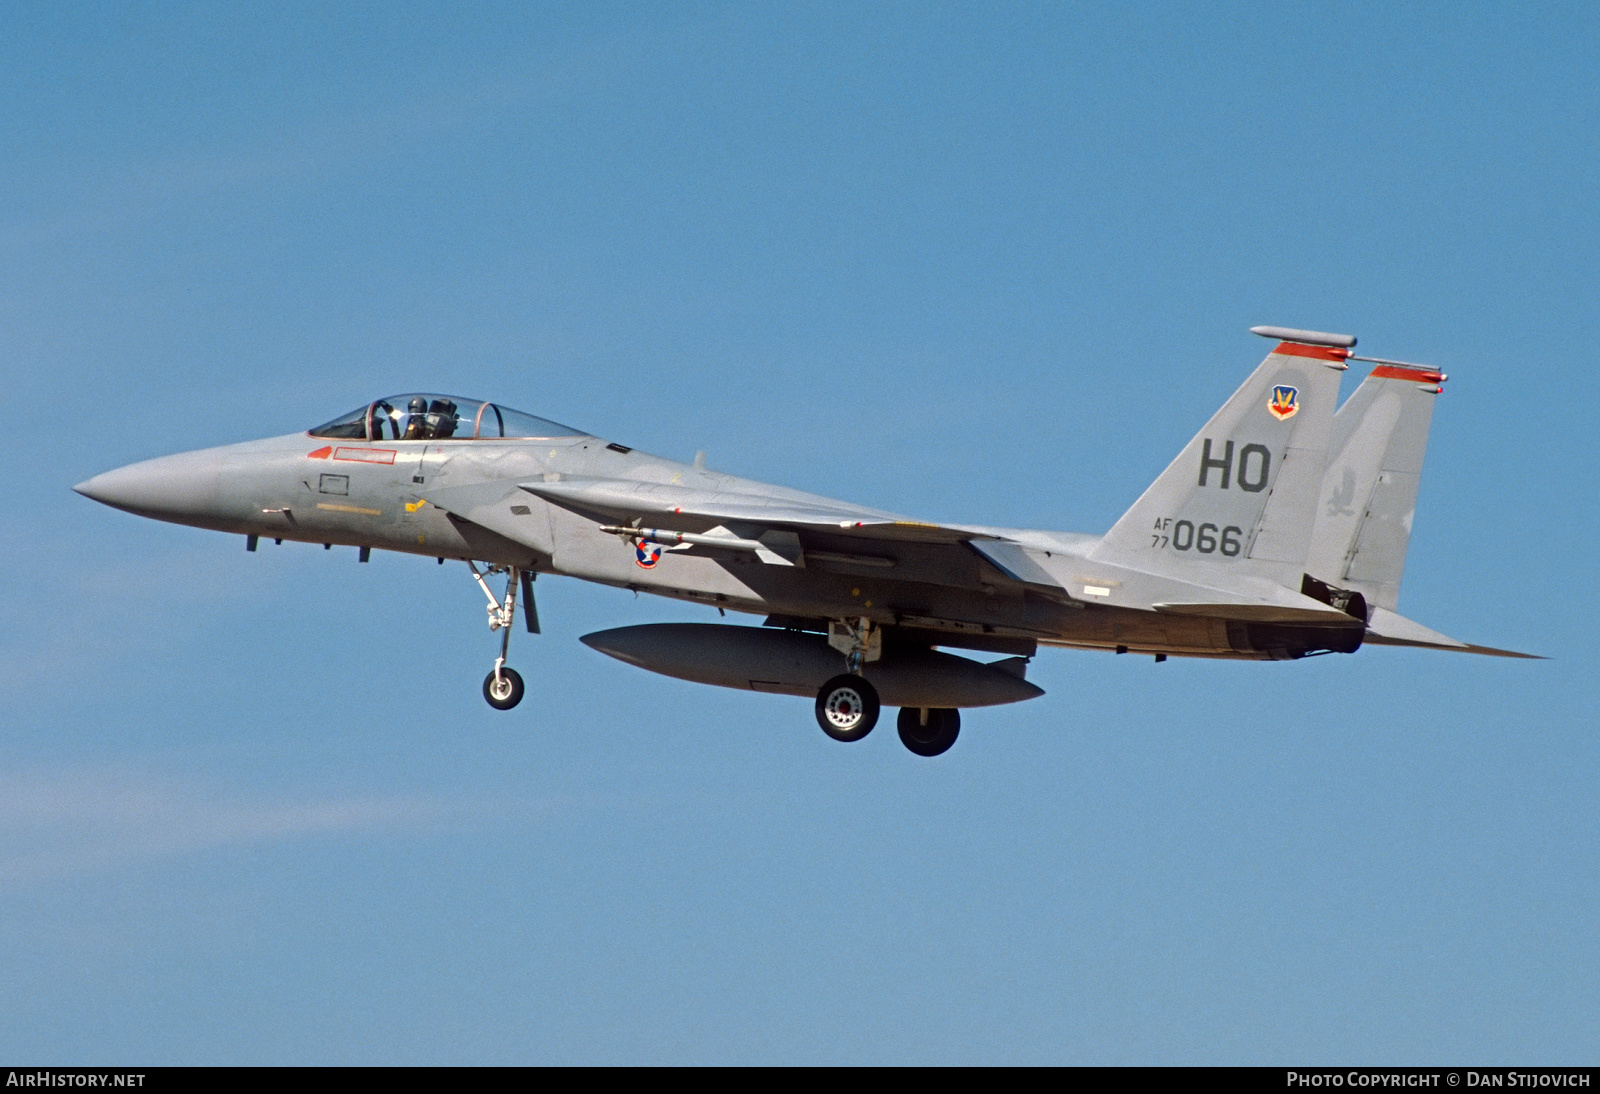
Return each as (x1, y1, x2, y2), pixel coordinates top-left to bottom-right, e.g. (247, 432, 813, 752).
(1370, 365, 1446, 383)
(1272, 341, 1349, 361)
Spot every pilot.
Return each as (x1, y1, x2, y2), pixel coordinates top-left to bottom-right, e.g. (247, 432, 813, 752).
(402, 396, 430, 440)
(370, 402, 397, 441)
(427, 399, 458, 439)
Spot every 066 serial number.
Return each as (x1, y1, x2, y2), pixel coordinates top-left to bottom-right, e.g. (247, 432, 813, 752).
(1151, 518, 1243, 555)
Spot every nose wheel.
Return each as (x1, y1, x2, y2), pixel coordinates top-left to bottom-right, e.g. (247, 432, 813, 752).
(483, 667, 525, 710)
(467, 561, 538, 711)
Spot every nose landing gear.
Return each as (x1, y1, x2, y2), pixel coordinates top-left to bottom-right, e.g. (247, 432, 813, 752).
(468, 561, 538, 710)
(483, 666, 525, 710)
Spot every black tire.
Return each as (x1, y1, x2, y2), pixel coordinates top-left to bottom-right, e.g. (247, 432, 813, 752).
(483, 667, 525, 710)
(897, 707, 960, 757)
(815, 674, 879, 742)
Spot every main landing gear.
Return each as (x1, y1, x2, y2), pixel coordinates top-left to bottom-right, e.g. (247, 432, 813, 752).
(811, 676, 962, 756)
(814, 617, 882, 740)
(811, 617, 960, 755)
(468, 561, 538, 710)
(815, 674, 880, 741)
(897, 706, 960, 757)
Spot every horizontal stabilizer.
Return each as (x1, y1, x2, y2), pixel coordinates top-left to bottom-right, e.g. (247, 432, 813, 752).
(1363, 606, 1542, 658)
(1365, 606, 1466, 647)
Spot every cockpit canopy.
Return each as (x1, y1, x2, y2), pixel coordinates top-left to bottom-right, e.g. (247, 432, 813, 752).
(309, 394, 586, 442)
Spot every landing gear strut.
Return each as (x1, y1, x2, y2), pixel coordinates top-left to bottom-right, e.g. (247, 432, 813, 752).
(814, 617, 885, 741)
(828, 617, 882, 674)
(468, 561, 536, 710)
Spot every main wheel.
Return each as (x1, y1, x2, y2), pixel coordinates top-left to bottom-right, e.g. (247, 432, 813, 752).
(815, 674, 879, 742)
(483, 667, 525, 710)
(897, 707, 960, 757)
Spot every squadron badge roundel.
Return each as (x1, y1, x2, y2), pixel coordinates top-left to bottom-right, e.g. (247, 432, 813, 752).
(635, 542, 663, 569)
(1268, 385, 1299, 420)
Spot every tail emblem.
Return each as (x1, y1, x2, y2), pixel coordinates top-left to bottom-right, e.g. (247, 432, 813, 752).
(1268, 385, 1299, 421)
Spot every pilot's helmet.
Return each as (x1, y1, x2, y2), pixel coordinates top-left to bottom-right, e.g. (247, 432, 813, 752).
(408, 396, 428, 416)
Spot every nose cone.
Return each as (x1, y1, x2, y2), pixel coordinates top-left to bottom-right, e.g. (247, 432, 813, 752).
(579, 627, 653, 667)
(75, 450, 223, 521)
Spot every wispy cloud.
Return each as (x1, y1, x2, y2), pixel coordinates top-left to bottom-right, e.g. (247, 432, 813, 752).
(0, 16, 671, 255)
(0, 537, 279, 697)
(0, 768, 502, 883)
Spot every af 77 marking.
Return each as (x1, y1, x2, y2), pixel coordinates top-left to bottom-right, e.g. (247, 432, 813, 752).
(1151, 518, 1244, 555)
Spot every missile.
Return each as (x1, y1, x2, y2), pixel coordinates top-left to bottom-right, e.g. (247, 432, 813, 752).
(597, 524, 803, 566)
(580, 623, 1045, 708)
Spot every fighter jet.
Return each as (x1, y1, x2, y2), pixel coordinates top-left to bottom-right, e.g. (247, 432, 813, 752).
(75, 325, 1532, 757)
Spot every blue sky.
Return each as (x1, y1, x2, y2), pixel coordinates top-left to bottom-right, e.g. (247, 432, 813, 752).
(3, 2, 1595, 1064)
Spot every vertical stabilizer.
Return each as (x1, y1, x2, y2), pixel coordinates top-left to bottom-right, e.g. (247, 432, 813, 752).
(1092, 333, 1349, 589)
(1305, 362, 1446, 611)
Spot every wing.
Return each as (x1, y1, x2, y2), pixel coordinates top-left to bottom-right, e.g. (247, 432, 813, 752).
(426, 474, 1078, 606)
(523, 477, 1093, 603)
(519, 476, 978, 545)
